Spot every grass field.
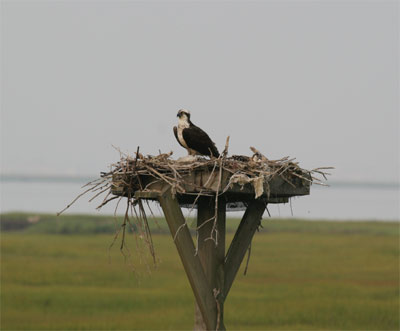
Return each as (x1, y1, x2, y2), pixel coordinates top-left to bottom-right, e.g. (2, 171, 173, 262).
(1, 215, 399, 330)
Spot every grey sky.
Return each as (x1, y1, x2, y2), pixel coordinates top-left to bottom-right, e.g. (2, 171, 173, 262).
(1, 1, 399, 183)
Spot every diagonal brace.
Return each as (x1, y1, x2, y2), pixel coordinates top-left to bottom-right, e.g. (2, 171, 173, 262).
(158, 188, 218, 330)
(224, 199, 266, 299)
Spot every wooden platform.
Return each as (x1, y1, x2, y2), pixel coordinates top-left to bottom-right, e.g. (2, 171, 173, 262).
(111, 166, 310, 205)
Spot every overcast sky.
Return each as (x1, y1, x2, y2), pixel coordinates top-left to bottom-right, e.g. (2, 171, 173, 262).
(1, 1, 399, 183)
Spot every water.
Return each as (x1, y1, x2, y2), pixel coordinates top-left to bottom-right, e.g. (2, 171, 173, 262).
(0, 177, 399, 221)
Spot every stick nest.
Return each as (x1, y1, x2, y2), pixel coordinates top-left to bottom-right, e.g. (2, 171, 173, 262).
(58, 142, 332, 268)
(103, 145, 329, 200)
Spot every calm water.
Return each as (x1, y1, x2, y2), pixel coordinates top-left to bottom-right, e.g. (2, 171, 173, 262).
(0, 177, 399, 221)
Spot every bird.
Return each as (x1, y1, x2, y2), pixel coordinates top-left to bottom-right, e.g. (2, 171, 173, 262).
(173, 109, 220, 158)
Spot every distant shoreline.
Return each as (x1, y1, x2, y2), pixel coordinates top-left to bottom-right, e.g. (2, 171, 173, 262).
(1, 212, 399, 235)
(1, 211, 398, 224)
(1, 174, 399, 190)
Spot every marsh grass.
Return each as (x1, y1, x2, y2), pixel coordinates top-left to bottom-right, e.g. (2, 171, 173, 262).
(1, 217, 399, 330)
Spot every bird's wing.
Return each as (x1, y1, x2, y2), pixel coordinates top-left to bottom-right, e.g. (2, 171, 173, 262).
(182, 125, 219, 157)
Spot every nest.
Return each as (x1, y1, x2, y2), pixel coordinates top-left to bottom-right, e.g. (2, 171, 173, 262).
(58, 141, 331, 264)
(110, 150, 321, 200)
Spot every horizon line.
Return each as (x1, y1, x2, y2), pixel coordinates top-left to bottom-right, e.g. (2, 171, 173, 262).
(0, 173, 399, 189)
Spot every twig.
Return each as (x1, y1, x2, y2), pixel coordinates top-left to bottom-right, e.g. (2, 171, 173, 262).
(57, 184, 101, 216)
(213, 288, 221, 331)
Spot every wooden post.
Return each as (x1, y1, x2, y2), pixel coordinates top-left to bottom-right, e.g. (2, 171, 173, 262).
(158, 188, 218, 330)
(158, 190, 265, 330)
(195, 197, 226, 330)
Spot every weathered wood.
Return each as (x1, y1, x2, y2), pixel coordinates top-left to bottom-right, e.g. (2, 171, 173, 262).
(134, 190, 160, 199)
(132, 188, 288, 205)
(194, 197, 226, 330)
(157, 188, 217, 330)
(112, 168, 310, 203)
(224, 199, 266, 298)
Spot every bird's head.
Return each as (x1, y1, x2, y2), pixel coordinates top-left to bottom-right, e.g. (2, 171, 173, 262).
(177, 109, 191, 121)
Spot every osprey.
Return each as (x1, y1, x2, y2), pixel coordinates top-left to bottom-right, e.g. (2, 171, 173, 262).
(173, 109, 220, 158)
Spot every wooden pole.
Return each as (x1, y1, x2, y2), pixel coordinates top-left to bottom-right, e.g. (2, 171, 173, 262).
(156, 187, 265, 330)
(158, 188, 217, 330)
(194, 197, 226, 330)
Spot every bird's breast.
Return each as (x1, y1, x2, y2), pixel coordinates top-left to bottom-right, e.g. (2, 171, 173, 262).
(177, 127, 189, 148)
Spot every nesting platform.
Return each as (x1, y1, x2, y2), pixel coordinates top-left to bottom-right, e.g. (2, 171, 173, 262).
(111, 154, 311, 206)
(108, 153, 313, 330)
(57, 146, 330, 330)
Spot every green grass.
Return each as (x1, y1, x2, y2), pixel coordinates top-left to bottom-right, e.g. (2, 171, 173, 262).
(1, 218, 399, 330)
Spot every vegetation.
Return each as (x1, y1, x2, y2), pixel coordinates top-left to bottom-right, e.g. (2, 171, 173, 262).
(1, 212, 398, 236)
(1, 214, 399, 330)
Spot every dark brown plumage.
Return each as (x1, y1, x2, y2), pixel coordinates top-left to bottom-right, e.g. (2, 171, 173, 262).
(173, 109, 219, 158)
